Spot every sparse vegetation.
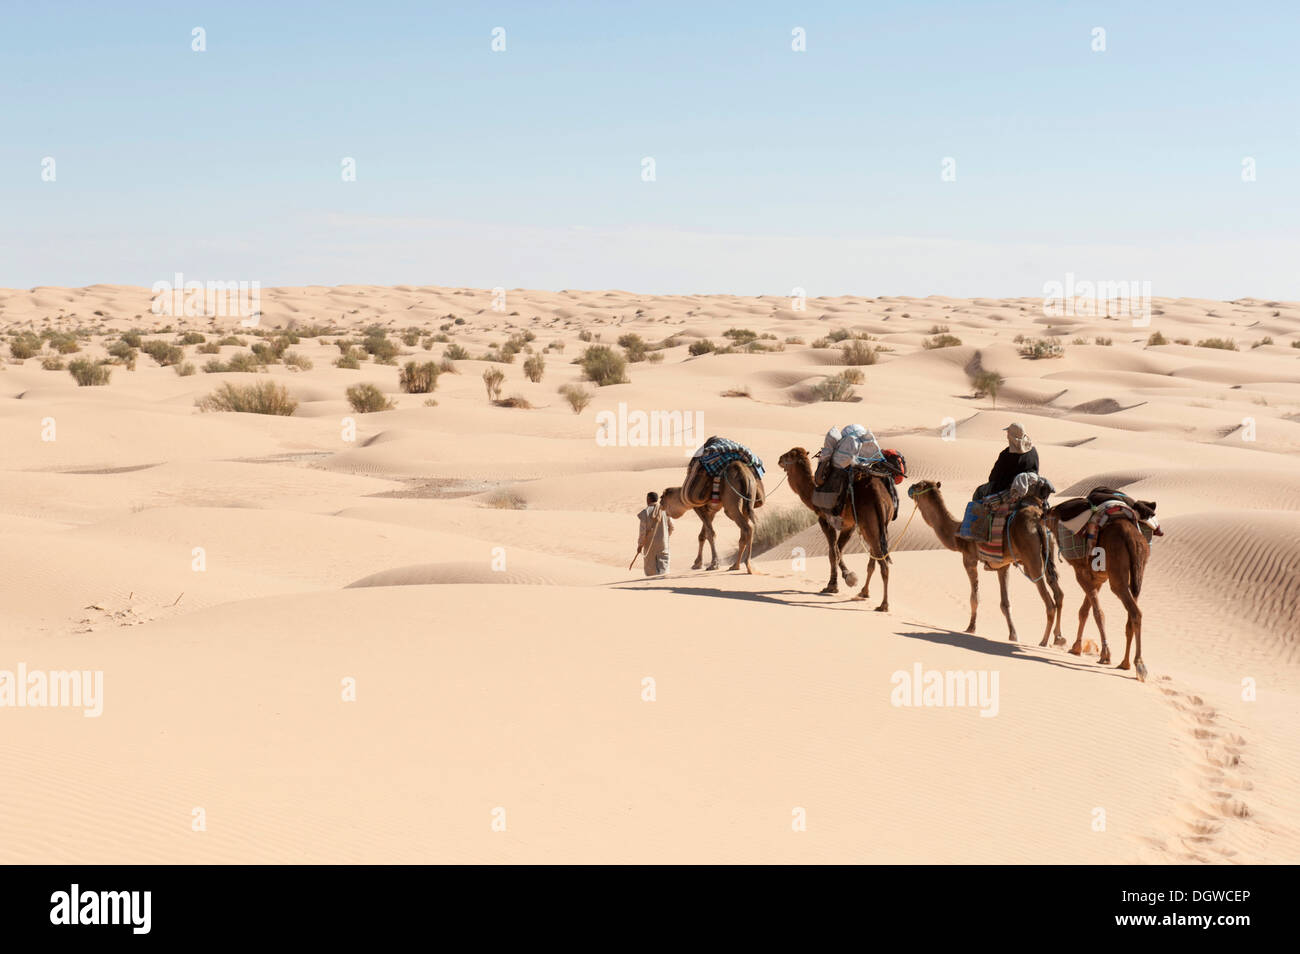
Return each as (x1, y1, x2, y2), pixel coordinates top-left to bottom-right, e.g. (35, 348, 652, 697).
(1018, 337, 1065, 360)
(688, 339, 716, 356)
(142, 340, 185, 366)
(559, 383, 592, 414)
(68, 358, 112, 386)
(971, 370, 1005, 407)
(482, 367, 505, 401)
(578, 345, 628, 386)
(283, 351, 313, 371)
(523, 353, 545, 383)
(484, 489, 527, 510)
(751, 505, 820, 555)
(842, 338, 879, 365)
(813, 371, 858, 402)
(922, 334, 962, 349)
(493, 395, 533, 409)
(1196, 338, 1238, 351)
(197, 381, 297, 415)
(174, 361, 196, 376)
(398, 361, 439, 393)
(444, 343, 470, 361)
(345, 382, 395, 413)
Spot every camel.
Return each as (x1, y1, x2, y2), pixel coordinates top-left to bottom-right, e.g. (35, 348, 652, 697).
(1042, 510, 1150, 681)
(660, 459, 765, 574)
(906, 479, 1064, 646)
(777, 447, 892, 610)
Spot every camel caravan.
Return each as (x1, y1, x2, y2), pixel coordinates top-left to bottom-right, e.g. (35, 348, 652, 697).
(638, 424, 1162, 681)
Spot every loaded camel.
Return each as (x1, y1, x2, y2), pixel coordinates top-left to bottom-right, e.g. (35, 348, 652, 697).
(1043, 501, 1153, 681)
(906, 479, 1064, 646)
(777, 447, 893, 610)
(660, 459, 765, 574)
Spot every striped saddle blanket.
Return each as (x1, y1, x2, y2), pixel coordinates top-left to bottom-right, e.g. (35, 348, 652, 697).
(693, 437, 765, 480)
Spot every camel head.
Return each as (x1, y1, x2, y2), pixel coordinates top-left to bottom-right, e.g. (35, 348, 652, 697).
(778, 447, 812, 473)
(659, 486, 689, 518)
(907, 479, 941, 501)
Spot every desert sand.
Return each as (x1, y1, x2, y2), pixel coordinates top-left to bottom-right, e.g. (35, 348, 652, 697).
(0, 284, 1296, 863)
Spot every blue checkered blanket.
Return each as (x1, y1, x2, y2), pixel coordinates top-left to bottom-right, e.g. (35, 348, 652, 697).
(694, 437, 765, 480)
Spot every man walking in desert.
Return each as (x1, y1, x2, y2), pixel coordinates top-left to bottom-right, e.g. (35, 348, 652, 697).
(636, 491, 674, 576)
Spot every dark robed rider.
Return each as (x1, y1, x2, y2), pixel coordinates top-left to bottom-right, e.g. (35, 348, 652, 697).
(973, 422, 1039, 500)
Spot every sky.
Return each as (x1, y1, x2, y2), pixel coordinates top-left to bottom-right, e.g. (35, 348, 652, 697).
(1, 0, 1297, 298)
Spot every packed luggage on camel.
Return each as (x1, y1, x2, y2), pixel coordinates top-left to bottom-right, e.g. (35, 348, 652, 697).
(659, 436, 765, 574)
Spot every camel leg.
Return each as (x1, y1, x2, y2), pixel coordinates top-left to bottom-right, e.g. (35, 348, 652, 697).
(818, 517, 840, 594)
(963, 557, 979, 634)
(874, 557, 890, 612)
(1034, 574, 1058, 647)
(1091, 591, 1110, 664)
(837, 528, 858, 588)
(1109, 574, 1143, 678)
(692, 520, 707, 570)
(997, 566, 1017, 642)
(1048, 571, 1066, 647)
(696, 507, 720, 571)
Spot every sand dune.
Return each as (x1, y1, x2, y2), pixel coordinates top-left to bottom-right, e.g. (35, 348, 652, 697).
(0, 285, 1297, 863)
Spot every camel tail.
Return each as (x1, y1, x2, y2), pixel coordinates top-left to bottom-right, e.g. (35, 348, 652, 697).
(1038, 520, 1058, 586)
(1127, 527, 1144, 598)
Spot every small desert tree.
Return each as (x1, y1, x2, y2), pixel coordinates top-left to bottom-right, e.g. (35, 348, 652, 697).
(559, 383, 591, 414)
(523, 353, 545, 383)
(483, 367, 505, 401)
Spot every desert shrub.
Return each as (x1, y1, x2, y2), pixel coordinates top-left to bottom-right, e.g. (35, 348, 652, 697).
(107, 340, 138, 368)
(721, 385, 751, 398)
(68, 358, 112, 386)
(1095, 336, 1113, 346)
(363, 328, 400, 364)
(250, 342, 280, 364)
(1018, 337, 1064, 359)
(688, 339, 716, 356)
(437, 357, 459, 375)
(813, 371, 858, 402)
(197, 341, 221, 354)
(971, 370, 1005, 407)
(578, 345, 628, 386)
(444, 343, 470, 361)
(577, 329, 594, 342)
(227, 352, 262, 373)
(283, 351, 313, 371)
(922, 334, 962, 349)
(1251, 337, 1273, 349)
(523, 353, 545, 382)
(751, 506, 820, 555)
(401, 329, 420, 347)
(335, 350, 361, 370)
(174, 361, 196, 376)
(202, 359, 227, 373)
(1196, 338, 1238, 351)
(482, 367, 505, 401)
(41, 355, 65, 370)
(178, 332, 206, 345)
(559, 383, 591, 414)
(618, 333, 648, 362)
(10, 333, 41, 360)
(49, 333, 80, 354)
(648, 352, 664, 363)
(841, 368, 865, 385)
(217, 335, 245, 347)
(842, 338, 879, 365)
(928, 324, 950, 334)
(345, 383, 395, 413)
(121, 330, 143, 348)
(198, 381, 297, 415)
(142, 340, 185, 366)
(724, 328, 758, 345)
(1146, 331, 1168, 346)
(398, 361, 439, 393)
(1072, 337, 1088, 346)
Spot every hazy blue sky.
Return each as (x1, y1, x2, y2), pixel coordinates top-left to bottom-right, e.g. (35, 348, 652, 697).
(2, 1, 1296, 297)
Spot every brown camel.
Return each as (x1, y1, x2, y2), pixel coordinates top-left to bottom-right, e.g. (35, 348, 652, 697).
(906, 479, 1064, 646)
(661, 460, 765, 573)
(1042, 510, 1150, 681)
(777, 447, 892, 610)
